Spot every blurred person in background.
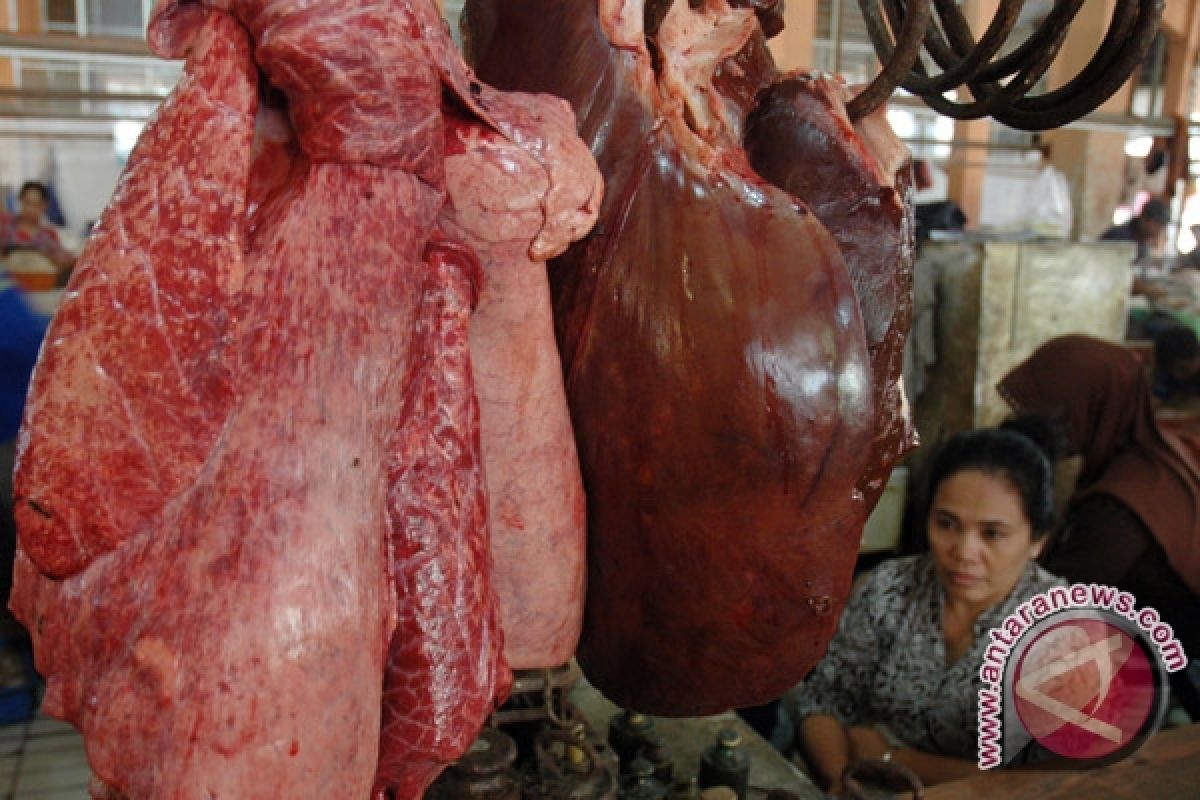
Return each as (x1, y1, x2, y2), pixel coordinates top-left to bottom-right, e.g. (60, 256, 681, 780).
(1, 181, 77, 278)
(1151, 324, 1200, 406)
(999, 334, 1200, 720)
(1101, 197, 1170, 261)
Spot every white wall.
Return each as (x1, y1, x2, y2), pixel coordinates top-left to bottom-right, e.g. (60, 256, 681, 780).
(1, 134, 125, 248)
(979, 164, 1040, 230)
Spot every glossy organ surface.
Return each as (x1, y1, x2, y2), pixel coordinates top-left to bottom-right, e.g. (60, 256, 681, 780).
(10, 0, 597, 796)
(745, 74, 916, 509)
(466, 0, 912, 715)
(443, 88, 602, 669)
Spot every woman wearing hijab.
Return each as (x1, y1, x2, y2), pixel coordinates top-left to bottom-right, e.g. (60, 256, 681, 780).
(998, 334, 1200, 717)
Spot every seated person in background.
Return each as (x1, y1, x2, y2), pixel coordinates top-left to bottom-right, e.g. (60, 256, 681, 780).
(784, 424, 1063, 793)
(1151, 325, 1200, 405)
(1100, 197, 1169, 261)
(1, 180, 77, 276)
(999, 334, 1200, 719)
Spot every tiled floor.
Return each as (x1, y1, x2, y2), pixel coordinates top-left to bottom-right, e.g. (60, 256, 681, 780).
(0, 711, 90, 800)
(0, 628, 89, 799)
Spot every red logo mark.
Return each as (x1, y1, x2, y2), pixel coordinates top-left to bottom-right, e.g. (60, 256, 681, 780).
(1012, 618, 1155, 760)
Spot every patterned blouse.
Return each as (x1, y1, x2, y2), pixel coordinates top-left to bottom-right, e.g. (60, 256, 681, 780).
(787, 553, 1063, 762)
(0, 213, 69, 261)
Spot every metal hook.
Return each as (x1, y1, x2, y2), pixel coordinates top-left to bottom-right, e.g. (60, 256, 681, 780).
(845, 0, 1165, 130)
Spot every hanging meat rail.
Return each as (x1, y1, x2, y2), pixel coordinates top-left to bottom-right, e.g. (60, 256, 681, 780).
(843, 0, 1165, 130)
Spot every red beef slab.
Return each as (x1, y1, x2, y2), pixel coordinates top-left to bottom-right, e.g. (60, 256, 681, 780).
(14, 9, 415, 796)
(7, 0, 602, 795)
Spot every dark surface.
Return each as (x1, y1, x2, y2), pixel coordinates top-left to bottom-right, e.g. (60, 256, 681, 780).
(745, 75, 916, 512)
(917, 723, 1200, 799)
(570, 679, 823, 799)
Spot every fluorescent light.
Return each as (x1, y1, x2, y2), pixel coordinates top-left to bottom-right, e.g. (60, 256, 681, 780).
(113, 119, 143, 159)
(1124, 135, 1153, 158)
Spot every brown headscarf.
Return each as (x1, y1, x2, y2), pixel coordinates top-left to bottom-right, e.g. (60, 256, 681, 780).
(998, 334, 1200, 595)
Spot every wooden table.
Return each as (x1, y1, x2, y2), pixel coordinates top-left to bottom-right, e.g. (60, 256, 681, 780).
(915, 723, 1200, 799)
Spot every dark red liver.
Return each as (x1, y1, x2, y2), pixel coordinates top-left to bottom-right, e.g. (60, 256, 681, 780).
(465, 0, 899, 715)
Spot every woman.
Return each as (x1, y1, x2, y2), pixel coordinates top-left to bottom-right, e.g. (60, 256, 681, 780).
(786, 425, 1063, 793)
(998, 334, 1200, 716)
(1, 181, 76, 272)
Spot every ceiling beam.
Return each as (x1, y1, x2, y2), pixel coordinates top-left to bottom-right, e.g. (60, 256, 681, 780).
(0, 31, 154, 59)
(0, 87, 165, 102)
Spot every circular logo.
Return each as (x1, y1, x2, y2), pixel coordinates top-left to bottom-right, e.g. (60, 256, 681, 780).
(1010, 614, 1165, 763)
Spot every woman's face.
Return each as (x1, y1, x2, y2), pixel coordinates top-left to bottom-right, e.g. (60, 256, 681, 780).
(928, 468, 1044, 611)
(17, 188, 48, 226)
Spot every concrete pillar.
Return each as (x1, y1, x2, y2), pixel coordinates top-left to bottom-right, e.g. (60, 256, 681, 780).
(0, 2, 18, 88)
(1161, 0, 1199, 108)
(1044, 127, 1130, 239)
(1160, 3, 1200, 205)
(1039, 0, 1136, 239)
(15, 0, 40, 33)
(941, 0, 999, 227)
(945, 118, 990, 226)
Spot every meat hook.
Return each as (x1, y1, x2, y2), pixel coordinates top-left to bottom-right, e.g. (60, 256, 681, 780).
(846, 0, 1165, 131)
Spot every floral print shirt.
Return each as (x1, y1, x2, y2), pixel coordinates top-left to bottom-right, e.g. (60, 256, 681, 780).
(787, 554, 1063, 762)
(1, 213, 69, 261)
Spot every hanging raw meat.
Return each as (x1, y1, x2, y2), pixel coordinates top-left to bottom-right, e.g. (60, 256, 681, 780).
(463, 0, 912, 714)
(466, 0, 913, 716)
(442, 87, 601, 669)
(10, 0, 598, 797)
(745, 73, 916, 509)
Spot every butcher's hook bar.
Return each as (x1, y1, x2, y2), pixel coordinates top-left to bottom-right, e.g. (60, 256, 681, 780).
(846, 0, 931, 121)
(846, 0, 1165, 132)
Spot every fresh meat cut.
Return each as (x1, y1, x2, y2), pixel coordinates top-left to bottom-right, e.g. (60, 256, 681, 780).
(442, 87, 602, 669)
(464, 0, 914, 715)
(375, 233, 500, 800)
(15, 12, 411, 797)
(745, 74, 916, 510)
(9, 0, 598, 797)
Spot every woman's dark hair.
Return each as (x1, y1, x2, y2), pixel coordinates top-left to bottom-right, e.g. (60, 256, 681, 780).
(18, 181, 49, 202)
(925, 419, 1058, 540)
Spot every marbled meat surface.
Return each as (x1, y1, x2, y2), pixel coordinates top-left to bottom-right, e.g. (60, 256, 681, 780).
(9, 0, 599, 797)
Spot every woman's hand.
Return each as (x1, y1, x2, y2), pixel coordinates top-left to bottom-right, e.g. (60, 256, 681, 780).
(845, 725, 892, 761)
(796, 714, 852, 795)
